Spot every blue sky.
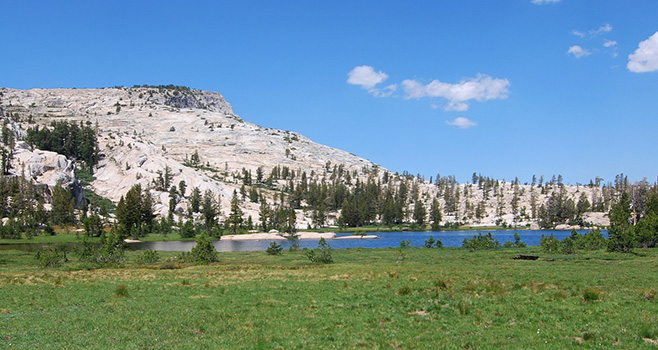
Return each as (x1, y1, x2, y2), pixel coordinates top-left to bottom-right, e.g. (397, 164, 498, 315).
(1, 0, 657, 184)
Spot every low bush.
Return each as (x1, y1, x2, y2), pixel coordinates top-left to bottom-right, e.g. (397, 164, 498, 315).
(136, 249, 160, 264)
(190, 235, 218, 264)
(266, 241, 283, 255)
(462, 233, 500, 251)
(35, 245, 69, 268)
(539, 233, 561, 253)
(306, 238, 333, 263)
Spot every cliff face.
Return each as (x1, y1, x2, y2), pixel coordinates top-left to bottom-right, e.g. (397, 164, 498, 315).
(0, 86, 376, 224)
(0, 86, 609, 228)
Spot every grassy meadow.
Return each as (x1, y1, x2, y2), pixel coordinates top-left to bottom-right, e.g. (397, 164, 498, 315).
(1, 246, 657, 349)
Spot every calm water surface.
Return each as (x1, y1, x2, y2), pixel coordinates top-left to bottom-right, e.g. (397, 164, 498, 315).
(127, 229, 604, 252)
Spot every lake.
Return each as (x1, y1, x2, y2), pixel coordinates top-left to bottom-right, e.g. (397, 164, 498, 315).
(127, 229, 603, 252)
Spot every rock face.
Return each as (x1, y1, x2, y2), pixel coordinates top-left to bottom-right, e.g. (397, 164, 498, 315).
(0, 86, 376, 222)
(12, 141, 86, 206)
(0, 86, 610, 229)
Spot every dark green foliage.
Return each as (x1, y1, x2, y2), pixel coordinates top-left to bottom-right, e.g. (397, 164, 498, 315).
(538, 191, 577, 228)
(429, 198, 442, 230)
(287, 235, 300, 251)
(462, 233, 501, 251)
(50, 185, 75, 225)
(0, 218, 22, 239)
(582, 288, 602, 302)
(539, 233, 561, 253)
(82, 212, 104, 237)
(423, 236, 443, 248)
(226, 190, 243, 234)
(413, 201, 426, 226)
(399, 239, 412, 248)
(424, 236, 436, 248)
(560, 236, 577, 254)
(180, 220, 196, 238)
(635, 189, 658, 248)
(266, 241, 283, 255)
(77, 234, 125, 265)
(25, 120, 99, 171)
(503, 232, 527, 248)
(190, 235, 218, 264)
(115, 184, 154, 238)
(607, 192, 634, 253)
(135, 249, 160, 264)
(579, 229, 607, 250)
(35, 245, 68, 268)
(306, 237, 333, 263)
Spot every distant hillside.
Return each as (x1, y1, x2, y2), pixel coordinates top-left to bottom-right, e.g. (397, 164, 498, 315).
(0, 86, 621, 230)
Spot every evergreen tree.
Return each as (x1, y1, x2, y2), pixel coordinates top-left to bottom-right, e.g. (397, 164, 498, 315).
(413, 201, 426, 227)
(201, 190, 219, 230)
(429, 198, 442, 230)
(190, 187, 201, 213)
(607, 192, 634, 253)
(51, 185, 75, 225)
(227, 190, 243, 234)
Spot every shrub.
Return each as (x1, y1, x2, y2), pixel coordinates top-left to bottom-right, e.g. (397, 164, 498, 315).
(424, 236, 443, 248)
(190, 235, 218, 264)
(35, 245, 68, 268)
(503, 232, 527, 248)
(136, 249, 160, 264)
(400, 239, 412, 248)
(560, 236, 577, 254)
(539, 233, 561, 253)
(180, 220, 196, 238)
(580, 229, 606, 250)
(306, 237, 333, 263)
(287, 235, 300, 251)
(424, 236, 435, 248)
(266, 241, 283, 255)
(77, 233, 125, 265)
(462, 233, 500, 251)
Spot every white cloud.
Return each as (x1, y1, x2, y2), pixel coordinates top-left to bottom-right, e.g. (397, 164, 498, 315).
(446, 117, 477, 129)
(572, 30, 585, 38)
(370, 84, 397, 98)
(628, 31, 658, 73)
(567, 45, 591, 59)
(531, 0, 560, 4)
(603, 39, 617, 48)
(591, 24, 613, 36)
(401, 74, 510, 111)
(347, 65, 388, 89)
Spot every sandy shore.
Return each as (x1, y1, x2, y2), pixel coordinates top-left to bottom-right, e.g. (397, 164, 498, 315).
(334, 235, 378, 239)
(221, 232, 338, 241)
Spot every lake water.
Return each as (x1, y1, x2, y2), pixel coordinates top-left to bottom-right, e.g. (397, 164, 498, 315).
(127, 229, 603, 252)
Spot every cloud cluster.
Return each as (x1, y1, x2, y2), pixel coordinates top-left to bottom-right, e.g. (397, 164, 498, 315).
(628, 31, 658, 73)
(568, 24, 617, 59)
(347, 66, 397, 97)
(567, 45, 591, 59)
(445, 117, 477, 129)
(401, 74, 510, 111)
(347, 66, 511, 128)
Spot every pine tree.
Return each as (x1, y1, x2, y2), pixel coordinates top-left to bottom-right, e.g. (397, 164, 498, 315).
(607, 192, 634, 253)
(413, 201, 426, 227)
(227, 190, 243, 234)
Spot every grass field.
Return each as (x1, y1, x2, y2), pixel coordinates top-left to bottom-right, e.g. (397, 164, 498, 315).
(1, 246, 657, 349)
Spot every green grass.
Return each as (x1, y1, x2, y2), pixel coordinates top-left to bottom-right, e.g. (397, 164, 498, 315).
(1, 247, 657, 349)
